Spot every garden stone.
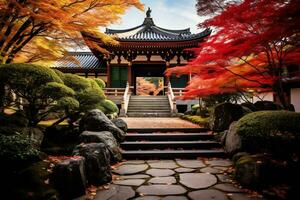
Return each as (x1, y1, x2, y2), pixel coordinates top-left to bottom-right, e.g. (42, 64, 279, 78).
(179, 173, 217, 189)
(200, 167, 222, 174)
(232, 152, 250, 165)
(119, 174, 150, 179)
(230, 193, 264, 200)
(146, 169, 175, 177)
(79, 109, 125, 142)
(206, 159, 233, 167)
(148, 160, 178, 169)
(148, 176, 176, 184)
(136, 185, 187, 195)
(114, 164, 148, 175)
(52, 157, 86, 199)
(124, 160, 145, 164)
(73, 143, 112, 185)
(235, 154, 271, 188)
(94, 184, 135, 200)
(176, 159, 206, 168)
(134, 197, 160, 200)
(254, 101, 282, 111)
(210, 103, 244, 131)
(217, 174, 232, 183)
(240, 102, 256, 111)
(174, 167, 195, 173)
(112, 118, 128, 132)
(79, 131, 122, 163)
(214, 183, 242, 192)
(162, 197, 188, 200)
(188, 189, 229, 200)
(224, 121, 242, 155)
(113, 179, 145, 186)
(220, 130, 228, 145)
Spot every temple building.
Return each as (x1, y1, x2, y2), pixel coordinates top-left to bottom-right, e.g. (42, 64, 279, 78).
(53, 8, 210, 93)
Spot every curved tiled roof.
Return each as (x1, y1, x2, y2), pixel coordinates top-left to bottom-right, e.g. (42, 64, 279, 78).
(53, 52, 104, 69)
(105, 14, 210, 42)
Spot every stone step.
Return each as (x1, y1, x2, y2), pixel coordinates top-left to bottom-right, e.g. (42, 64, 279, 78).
(128, 107, 171, 110)
(127, 128, 208, 133)
(121, 149, 226, 159)
(127, 110, 171, 113)
(126, 113, 172, 117)
(125, 133, 214, 141)
(121, 140, 221, 150)
(128, 104, 170, 107)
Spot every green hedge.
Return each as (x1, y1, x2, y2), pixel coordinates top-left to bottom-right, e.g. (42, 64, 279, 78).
(181, 115, 209, 126)
(236, 111, 300, 156)
(0, 134, 41, 170)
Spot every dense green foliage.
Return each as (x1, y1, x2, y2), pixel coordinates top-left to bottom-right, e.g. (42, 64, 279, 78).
(98, 99, 119, 114)
(181, 115, 209, 125)
(0, 64, 76, 126)
(93, 78, 106, 88)
(0, 134, 40, 170)
(236, 111, 300, 156)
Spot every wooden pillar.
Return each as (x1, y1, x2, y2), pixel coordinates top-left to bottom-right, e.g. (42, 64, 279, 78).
(107, 61, 111, 88)
(165, 61, 170, 85)
(128, 61, 132, 86)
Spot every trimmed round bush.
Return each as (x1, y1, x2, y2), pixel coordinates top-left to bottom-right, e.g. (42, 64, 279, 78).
(98, 99, 119, 114)
(93, 78, 106, 88)
(0, 134, 41, 170)
(236, 111, 300, 156)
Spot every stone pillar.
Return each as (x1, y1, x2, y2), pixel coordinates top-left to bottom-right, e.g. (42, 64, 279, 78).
(165, 61, 170, 85)
(128, 61, 132, 86)
(107, 61, 111, 87)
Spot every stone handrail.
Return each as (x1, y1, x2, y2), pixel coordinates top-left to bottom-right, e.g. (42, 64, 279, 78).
(120, 82, 132, 117)
(167, 82, 177, 114)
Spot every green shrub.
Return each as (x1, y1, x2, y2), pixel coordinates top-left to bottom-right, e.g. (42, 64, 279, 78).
(63, 73, 91, 92)
(93, 78, 106, 88)
(98, 99, 119, 114)
(236, 111, 300, 156)
(181, 115, 209, 126)
(0, 134, 41, 170)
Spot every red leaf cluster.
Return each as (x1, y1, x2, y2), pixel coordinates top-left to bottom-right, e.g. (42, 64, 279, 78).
(166, 0, 300, 100)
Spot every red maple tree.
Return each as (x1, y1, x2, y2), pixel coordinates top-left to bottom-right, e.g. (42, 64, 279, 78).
(166, 0, 300, 107)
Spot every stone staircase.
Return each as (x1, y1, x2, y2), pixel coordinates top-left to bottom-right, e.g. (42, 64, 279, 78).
(127, 96, 171, 117)
(121, 128, 225, 159)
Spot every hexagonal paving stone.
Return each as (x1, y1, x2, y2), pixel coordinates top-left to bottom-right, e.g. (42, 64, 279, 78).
(134, 196, 160, 200)
(94, 185, 135, 200)
(214, 183, 242, 192)
(148, 176, 176, 184)
(148, 160, 178, 169)
(200, 167, 222, 174)
(113, 164, 148, 175)
(119, 174, 150, 179)
(176, 159, 206, 168)
(188, 189, 229, 200)
(174, 167, 196, 173)
(179, 173, 217, 189)
(136, 185, 187, 196)
(146, 169, 175, 177)
(123, 160, 146, 164)
(113, 179, 145, 186)
(162, 196, 188, 200)
(205, 159, 232, 167)
(216, 174, 232, 183)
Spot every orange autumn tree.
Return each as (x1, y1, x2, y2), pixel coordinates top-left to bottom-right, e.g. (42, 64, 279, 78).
(166, 0, 300, 107)
(0, 0, 143, 64)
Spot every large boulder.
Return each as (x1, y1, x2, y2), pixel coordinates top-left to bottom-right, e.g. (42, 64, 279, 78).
(73, 143, 112, 185)
(41, 125, 80, 155)
(210, 103, 244, 132)
(111, 118, 128, 132)
(79, 109, 125, 142)
(79, 131, 122, 163)
(52, 157, 86, 199)
(225, 121, 242, 155)
(254, 101, 282, 111)
(240, 102, 256, 111)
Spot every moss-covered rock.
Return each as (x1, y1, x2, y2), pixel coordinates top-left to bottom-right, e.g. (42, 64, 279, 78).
(210, 103, 244, 131)
(236, 111, 300, 157)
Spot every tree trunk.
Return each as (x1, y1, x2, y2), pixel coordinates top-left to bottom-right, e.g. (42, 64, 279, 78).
(274, 79, 287, 109)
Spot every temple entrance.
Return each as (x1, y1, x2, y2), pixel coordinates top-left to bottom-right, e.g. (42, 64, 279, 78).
(132, 63, 166, 95)
(136, 77, 164, 96)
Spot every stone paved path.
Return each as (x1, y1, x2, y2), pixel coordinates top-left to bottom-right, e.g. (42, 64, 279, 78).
(92, 158, 265, 200)
(120, 117, 201, 129)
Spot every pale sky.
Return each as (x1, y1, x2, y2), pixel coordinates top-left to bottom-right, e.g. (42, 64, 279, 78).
(77, 0, 207, 51)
